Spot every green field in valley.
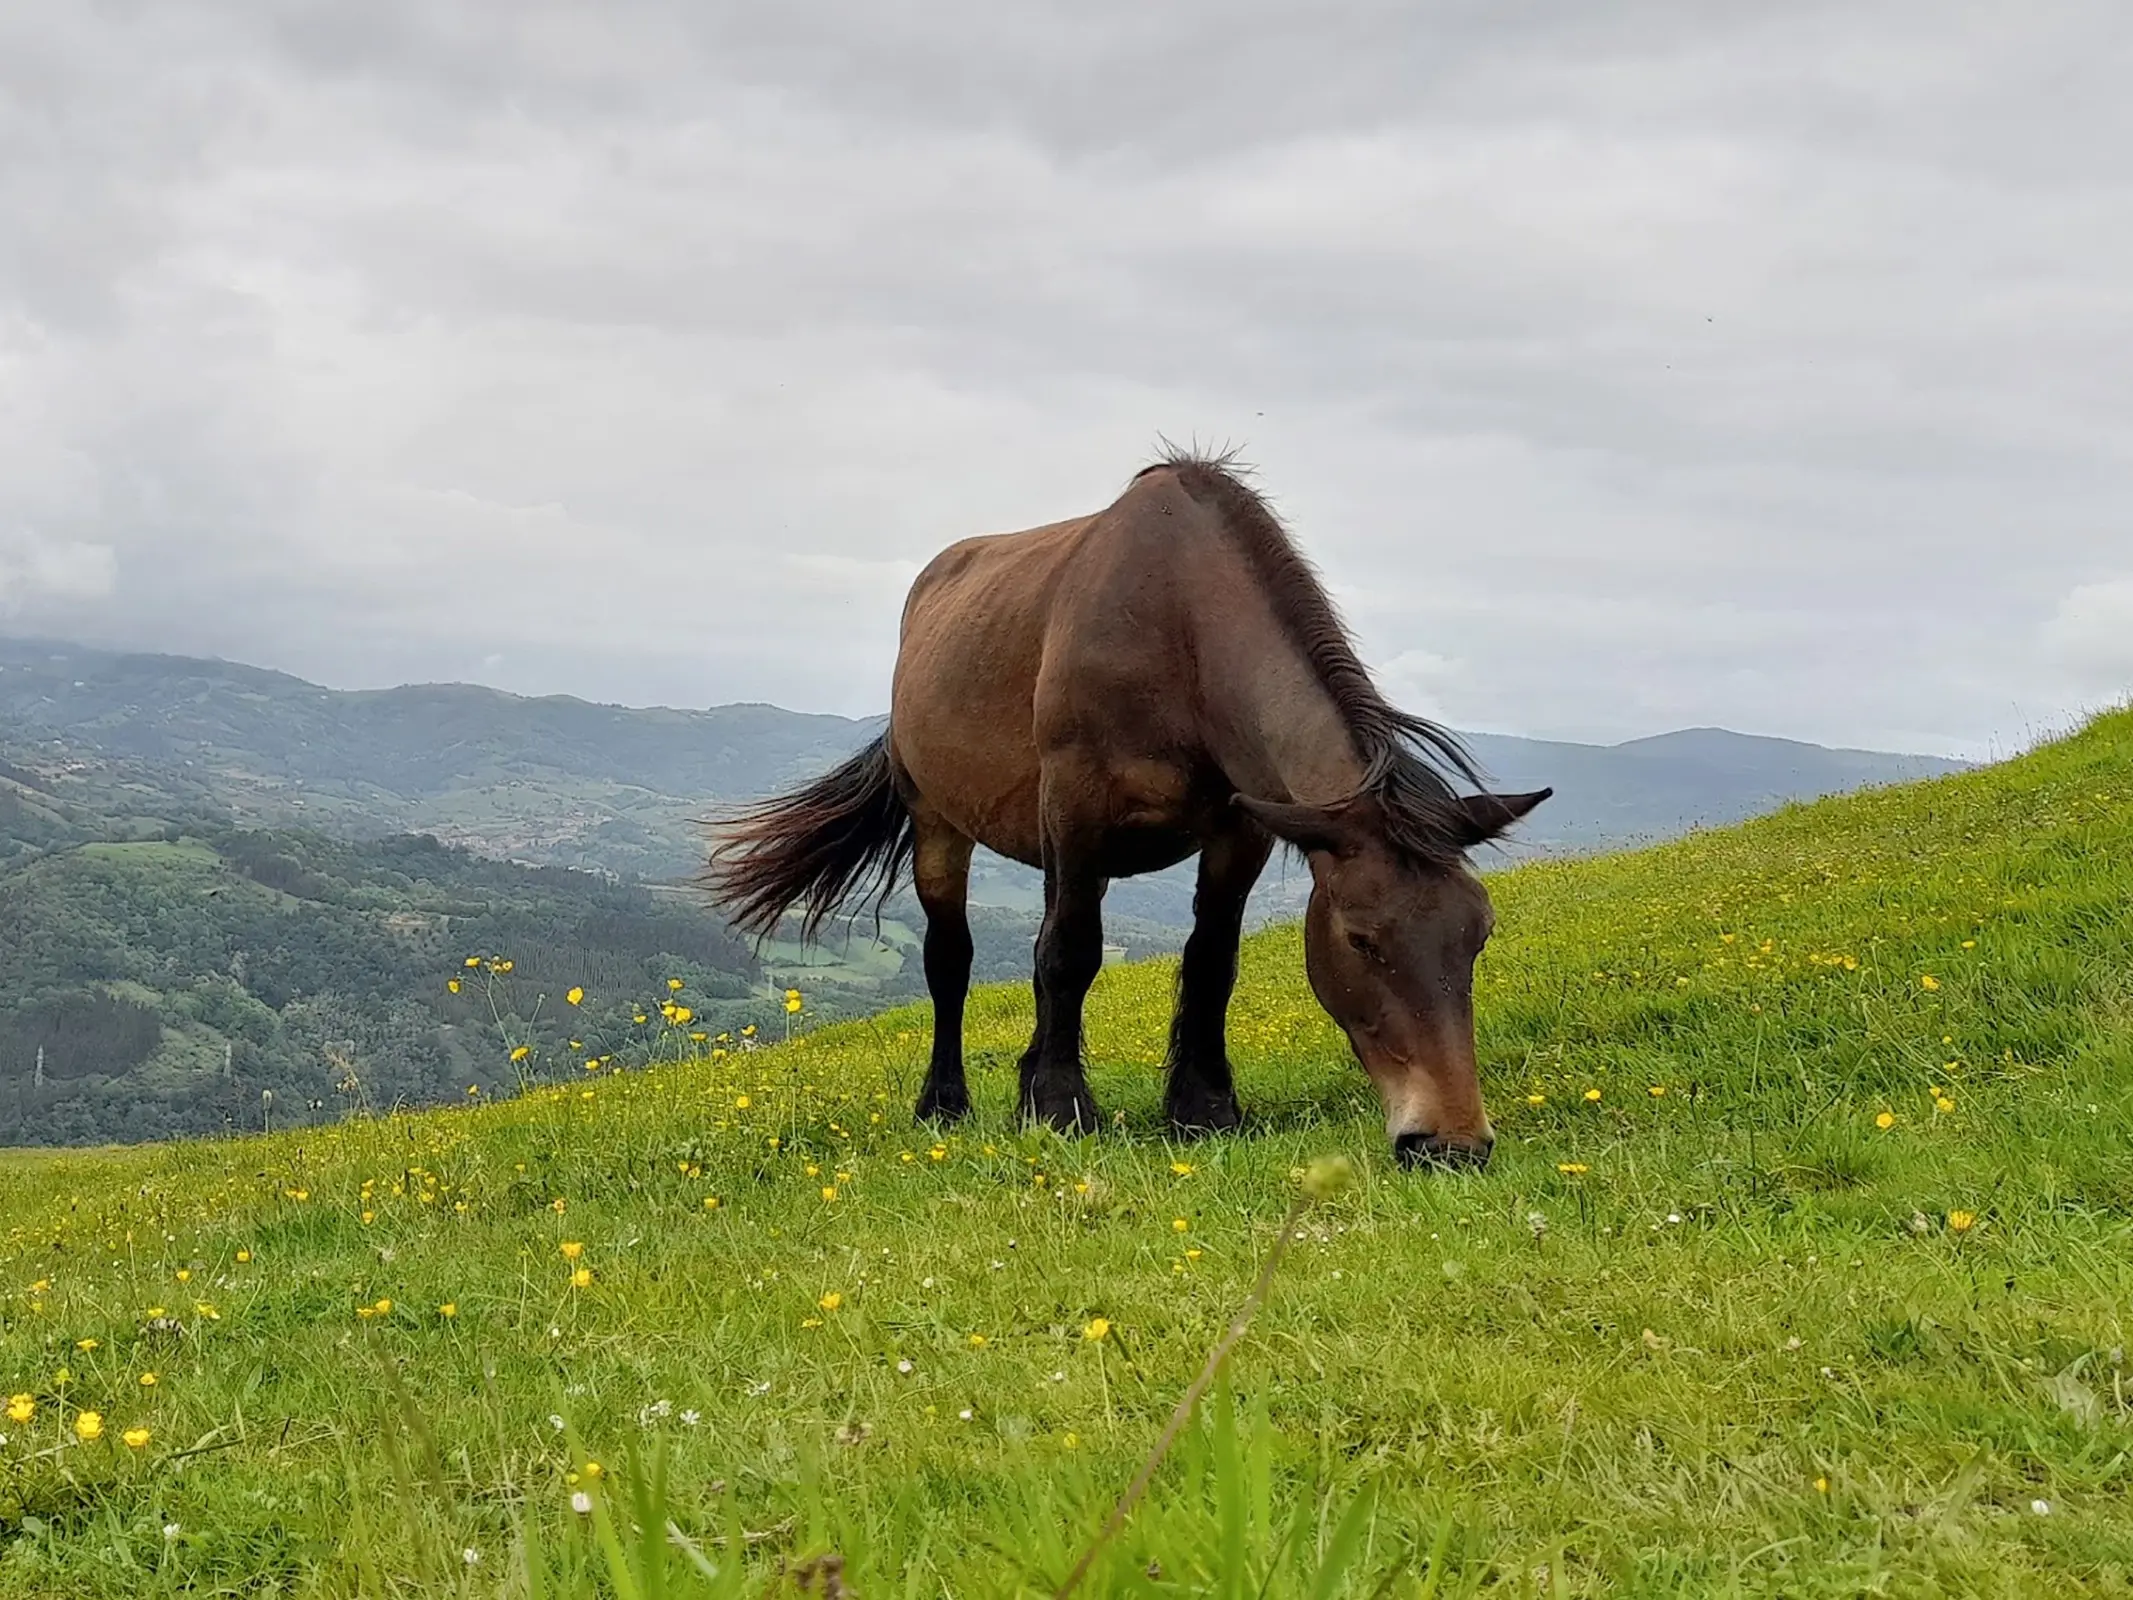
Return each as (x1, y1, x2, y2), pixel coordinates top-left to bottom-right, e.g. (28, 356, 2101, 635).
(0, 711, 2129, 1596)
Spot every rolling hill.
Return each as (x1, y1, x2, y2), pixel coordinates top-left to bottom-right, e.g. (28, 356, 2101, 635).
(0, 635, 1967, 924)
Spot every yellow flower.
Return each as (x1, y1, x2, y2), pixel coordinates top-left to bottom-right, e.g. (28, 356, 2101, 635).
(818, 1292, 843, 1312)
(75, 1338, 98, 1352)
(735, 1095, 751, 1110)
(551, 1198, 567, 1214)
(1813, 1475, 1829, 1494)
(146, 1305, 166, 1317)
(703, 1196, 721, 1210)
(572, 1267, 592, 1289)
(510, 1046, 530, 1063)
(175, 1269, 190, 1283)
(1170, 1162, 1194, 1176)
(581, 1459, 603, 1479)
(820, 1186, 837, 1202)
(1920, 974, 1941, 991)
(1062, 1431, 1080, 1449)
(566, 986, 584, 1006)
(1525, 1093, 1546, 1106)
(668, 978, 684, 991)
(1947, 1210, 1976, 1233)
(1876, 1111, 1896, 1129)
(786, 996, 803, 1014)
(447, 978, 461, 994)
(123, 1426, 151, 1450)
(7, 1394, 33, 1424)
(785, 988, 802, 1002)
(969, 1333, 987, 1348)
(741, 1025, 757, 1037)
(1084, 1317, 1111, 1342)
(465, 956, 482, 968)
(235, 1250, 251, 1263)
(673, 1006, 694, 1025)
(1934, 1095, 1956, 1114)
(560, 1241, 584, 1261)
(1172, 1218, 1188, 1233)
(74, 1410, 103, 1442)
(438, 1302, 457, 1318)
(1647, 1086, 1666, 1098)
(1583, 1089, 1602, 1103)
(138, 1372, 157, 1387)
(1557, 1163, 1590, 1175)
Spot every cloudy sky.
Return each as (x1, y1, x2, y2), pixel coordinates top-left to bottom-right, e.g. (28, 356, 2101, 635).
(3, 3, 2129, 759)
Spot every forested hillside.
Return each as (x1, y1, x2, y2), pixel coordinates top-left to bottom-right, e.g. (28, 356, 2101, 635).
(0, 824, 771, 1146)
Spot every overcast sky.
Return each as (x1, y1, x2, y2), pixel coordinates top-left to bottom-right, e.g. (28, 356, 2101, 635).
(3, 3, 2129, 759)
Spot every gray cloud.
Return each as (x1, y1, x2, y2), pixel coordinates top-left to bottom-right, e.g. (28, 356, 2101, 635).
(2, 1, 2129, 757)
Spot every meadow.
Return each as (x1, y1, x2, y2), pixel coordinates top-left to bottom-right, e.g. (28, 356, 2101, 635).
(0, 710, 2129, 1596)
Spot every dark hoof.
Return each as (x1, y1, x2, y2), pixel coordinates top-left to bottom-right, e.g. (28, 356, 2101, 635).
(914, 1084, 971, 1124)
(1021, 1089, 1101, 1135)
(1393, 1131, 1494, 1172)
(1166, 1092, 1243, 1138)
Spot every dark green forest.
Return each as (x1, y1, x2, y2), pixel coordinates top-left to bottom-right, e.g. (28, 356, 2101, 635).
(0, 822, 799, 1145)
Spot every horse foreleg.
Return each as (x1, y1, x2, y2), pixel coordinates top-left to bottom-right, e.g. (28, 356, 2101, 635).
(1164, 822, 1272, 1135)
(912, 824, 976, 1123)
(1022, 855, 1104, 1134)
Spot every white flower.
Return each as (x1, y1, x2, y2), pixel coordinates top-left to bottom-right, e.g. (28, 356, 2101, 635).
(680, 1409, 701, 1426)
(958, 1408, 973, 1421)
(162, 1523, 182, 1542)
(462, 1547, 482, 1566)
(896, 1359, 914, 1375)
(549, 1414, 567, 1432)
(571, 1491, 593, 1515)
(921, 1277, 935, 1289)
(2031, 1499, 2052, 1516)
(1666, 1213, 1683, 1225)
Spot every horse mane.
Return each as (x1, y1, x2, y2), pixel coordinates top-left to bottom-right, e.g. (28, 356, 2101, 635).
(1132, 444, 1489, 866)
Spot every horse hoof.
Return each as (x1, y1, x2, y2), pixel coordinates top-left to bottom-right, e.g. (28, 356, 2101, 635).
(1023, 1094, 1101, 1135)
(914, 1088, 971, 1124)
(1166, 1096, 1243, 1137)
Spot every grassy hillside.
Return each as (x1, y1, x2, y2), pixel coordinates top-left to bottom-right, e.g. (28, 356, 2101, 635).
(0, 710, 2126, 1596)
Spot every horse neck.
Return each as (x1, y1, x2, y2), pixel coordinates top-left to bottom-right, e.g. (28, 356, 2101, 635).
(1204, 624, 1370, 808)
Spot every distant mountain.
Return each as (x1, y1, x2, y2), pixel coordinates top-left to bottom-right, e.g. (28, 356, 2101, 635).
(0, 636, 1966, 926)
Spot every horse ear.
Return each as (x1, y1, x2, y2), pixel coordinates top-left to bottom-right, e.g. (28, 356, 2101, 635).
(1452, 787, 1552, 847)
(1232, 794, 1354, 857)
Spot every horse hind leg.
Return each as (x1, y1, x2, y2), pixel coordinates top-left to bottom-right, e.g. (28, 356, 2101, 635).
(1021, 846, 1105, 1134)
(911, 822, 976, 1123)
(1164, 823, 1271, 1136)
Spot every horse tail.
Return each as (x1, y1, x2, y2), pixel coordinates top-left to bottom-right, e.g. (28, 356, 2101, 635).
(703, 733, 916, 943)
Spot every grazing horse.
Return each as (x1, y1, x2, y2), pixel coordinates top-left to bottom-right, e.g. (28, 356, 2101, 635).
(706, 452, 1549, 1169)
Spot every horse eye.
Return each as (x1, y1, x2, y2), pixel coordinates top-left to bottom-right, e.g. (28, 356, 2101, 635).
(1346, 930, 1384, 964)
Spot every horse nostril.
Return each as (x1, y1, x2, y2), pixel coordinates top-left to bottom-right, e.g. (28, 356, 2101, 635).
(1394, 1131, 1493, 1172)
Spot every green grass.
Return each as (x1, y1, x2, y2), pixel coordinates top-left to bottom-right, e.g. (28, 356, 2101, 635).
(2, 710, 2132, 1596)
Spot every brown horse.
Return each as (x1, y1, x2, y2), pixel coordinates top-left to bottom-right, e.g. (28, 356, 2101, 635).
(706, 451, 1549, 1169)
